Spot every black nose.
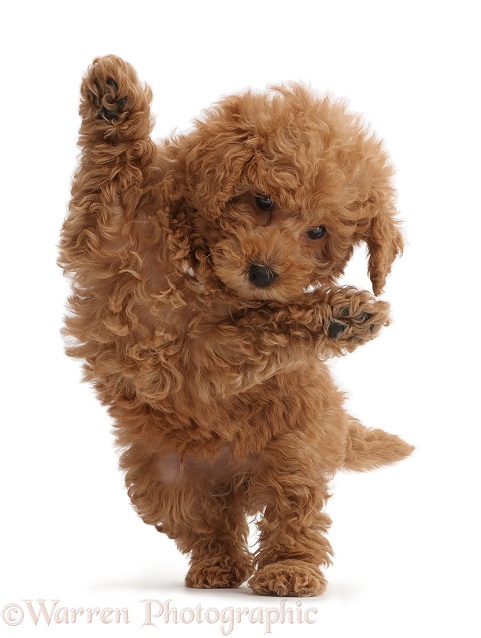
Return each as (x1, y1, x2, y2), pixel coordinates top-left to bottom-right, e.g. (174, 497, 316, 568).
(248, 264, 278, 287)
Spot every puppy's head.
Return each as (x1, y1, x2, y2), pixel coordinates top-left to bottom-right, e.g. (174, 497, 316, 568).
(179, 84, 402, 302)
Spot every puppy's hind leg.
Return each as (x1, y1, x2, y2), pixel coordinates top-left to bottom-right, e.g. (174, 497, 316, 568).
(182, 485, 254, 590)
(121, 439, 253, 589)
(247, 431, 333, 597)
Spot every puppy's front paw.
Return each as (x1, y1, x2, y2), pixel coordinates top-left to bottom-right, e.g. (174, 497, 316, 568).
(327, 288, 391, 349)
(79, 55, 152, 141)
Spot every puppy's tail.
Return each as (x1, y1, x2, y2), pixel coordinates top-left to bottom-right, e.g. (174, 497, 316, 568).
(343, 419, 414, 472)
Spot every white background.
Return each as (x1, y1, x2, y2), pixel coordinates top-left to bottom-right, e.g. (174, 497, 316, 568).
(1, 1, 480, 636)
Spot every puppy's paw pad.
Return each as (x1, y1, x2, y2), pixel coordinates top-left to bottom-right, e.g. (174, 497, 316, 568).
(357, 311, 372, 323)
(84, 61, 130, 121)
(80, 55, 148, 124)
(329, 290, 391, 345)
(249, 560, 327, 597)
(89, 80, 127, 122)
(328, 322, 346, 339)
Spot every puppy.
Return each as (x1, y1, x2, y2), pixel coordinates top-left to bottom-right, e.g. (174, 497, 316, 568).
(59, 55, 413, 596)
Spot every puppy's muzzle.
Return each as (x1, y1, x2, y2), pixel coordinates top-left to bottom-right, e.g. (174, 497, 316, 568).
(248, 264, 278, 288)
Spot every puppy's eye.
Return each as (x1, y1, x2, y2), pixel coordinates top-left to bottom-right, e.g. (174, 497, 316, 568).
(254, 195, 275, 212)
(306, 226, 327, 240)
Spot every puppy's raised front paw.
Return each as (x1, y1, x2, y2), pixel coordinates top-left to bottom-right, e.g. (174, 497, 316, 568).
(327, 288, 391, 348)
(79, 55, 152, 142)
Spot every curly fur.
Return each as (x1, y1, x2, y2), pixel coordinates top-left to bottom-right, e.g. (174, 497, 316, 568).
(59, 56, 413, 596)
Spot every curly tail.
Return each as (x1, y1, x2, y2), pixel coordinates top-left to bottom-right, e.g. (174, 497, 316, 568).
(343, 419, 414, 472)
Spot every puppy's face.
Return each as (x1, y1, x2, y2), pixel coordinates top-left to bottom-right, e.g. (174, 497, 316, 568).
(205, 190, 357, 303)
(181, 85, 403, 302)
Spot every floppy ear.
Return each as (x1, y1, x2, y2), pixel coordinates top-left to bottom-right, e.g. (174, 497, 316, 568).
(365, 207, 404, 296)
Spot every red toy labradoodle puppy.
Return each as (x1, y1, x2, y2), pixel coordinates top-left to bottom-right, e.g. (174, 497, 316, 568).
(59, 55, 413, 596)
